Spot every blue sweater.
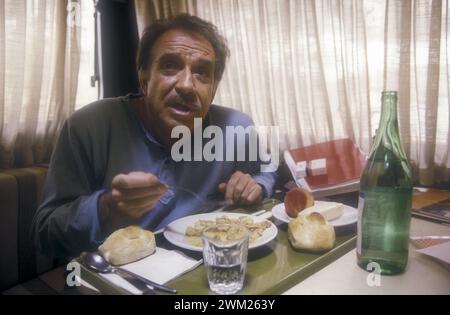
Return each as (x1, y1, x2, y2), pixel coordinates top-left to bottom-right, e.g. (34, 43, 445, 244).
(32, 94, 277, 258)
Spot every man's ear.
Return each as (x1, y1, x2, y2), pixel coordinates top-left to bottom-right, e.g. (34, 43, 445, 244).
(138, 70, 148, 95)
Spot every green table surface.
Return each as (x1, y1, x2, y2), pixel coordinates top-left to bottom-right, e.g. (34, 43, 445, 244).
(78, 199, 357, 295)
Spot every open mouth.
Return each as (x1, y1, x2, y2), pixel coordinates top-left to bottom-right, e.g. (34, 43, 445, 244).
(168, 103, 197, 117)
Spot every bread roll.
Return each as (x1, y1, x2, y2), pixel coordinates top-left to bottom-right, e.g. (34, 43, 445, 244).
(284, 187, 315, 218)
(99, 226, 156, 265)
(288, 213, 335, 252)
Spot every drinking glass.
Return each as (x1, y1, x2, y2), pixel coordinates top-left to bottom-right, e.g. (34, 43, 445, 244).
(201, 224, 249, 294)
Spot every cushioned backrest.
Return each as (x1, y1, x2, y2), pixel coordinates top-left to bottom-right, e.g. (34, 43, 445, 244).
(0, 172, 19, 290)
(0, 166, 53, 290)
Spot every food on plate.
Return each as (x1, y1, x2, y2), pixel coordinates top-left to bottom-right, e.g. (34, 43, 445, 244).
(185, 215, 271, 247)
(288, 212, 336, 252)
(203, 224, 248, 242)
(98, 226, 156, 265)
(284, 187, 315, 218)
(298, 201, 343, 221)
(284, 188, 344, 221)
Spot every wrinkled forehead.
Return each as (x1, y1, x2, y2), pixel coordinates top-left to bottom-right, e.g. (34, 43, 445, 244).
(151, 29, 216, 62)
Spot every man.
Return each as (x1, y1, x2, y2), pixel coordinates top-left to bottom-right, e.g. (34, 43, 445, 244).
(32, 14, 277, 258)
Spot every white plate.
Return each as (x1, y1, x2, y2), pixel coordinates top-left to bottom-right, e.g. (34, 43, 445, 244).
(163, 212, 278, 252)
(271, 202, 358, 227)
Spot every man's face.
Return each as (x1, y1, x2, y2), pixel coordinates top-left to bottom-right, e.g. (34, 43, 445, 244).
(141, 29, 217, 134)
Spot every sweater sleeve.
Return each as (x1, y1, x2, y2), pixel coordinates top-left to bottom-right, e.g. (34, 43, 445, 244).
(32, 119, 107, 258)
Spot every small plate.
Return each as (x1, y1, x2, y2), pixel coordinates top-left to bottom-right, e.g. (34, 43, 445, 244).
(163, 212, 278, 252)
(271, 202, 358, 227)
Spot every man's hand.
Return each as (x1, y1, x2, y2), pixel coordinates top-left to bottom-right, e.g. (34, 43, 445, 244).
(218, 171, 263, 206)
(100, 172, 168, 225)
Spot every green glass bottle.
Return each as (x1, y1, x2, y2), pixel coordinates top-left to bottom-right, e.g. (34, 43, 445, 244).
(357, 91, 413, 275)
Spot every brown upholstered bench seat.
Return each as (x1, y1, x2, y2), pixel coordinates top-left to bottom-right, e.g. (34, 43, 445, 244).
(0, 166, 55, 292)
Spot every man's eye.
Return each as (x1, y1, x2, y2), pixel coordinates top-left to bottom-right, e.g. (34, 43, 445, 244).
(162, 62, 175, 69)
(196, 67, 210, 77)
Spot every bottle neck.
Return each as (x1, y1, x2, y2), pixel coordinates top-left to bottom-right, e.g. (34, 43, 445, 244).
(378, 93, 399, 135)
(370, 92, 406, 159)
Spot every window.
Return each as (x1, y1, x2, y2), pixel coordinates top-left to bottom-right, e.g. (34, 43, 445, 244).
(75, 0, 98, 109)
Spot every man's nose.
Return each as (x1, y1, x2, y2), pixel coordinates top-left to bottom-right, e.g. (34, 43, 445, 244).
(175, 68, 195, 100)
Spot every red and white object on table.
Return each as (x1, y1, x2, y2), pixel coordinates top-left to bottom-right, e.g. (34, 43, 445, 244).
(308, 158, 327, 176)
(295, 161, 307, 179)
(283, 139, 367, 197)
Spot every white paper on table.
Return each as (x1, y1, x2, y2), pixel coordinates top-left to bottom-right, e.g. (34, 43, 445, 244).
(97, 247, 202, 294)
(416, 241, 450, 264)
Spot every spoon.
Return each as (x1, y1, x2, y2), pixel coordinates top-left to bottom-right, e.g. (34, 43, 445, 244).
(80, 252, 177, 294)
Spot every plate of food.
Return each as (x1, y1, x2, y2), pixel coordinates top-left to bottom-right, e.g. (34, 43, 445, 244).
(272, 187, 358, 227)
(163, 212, 278, 252)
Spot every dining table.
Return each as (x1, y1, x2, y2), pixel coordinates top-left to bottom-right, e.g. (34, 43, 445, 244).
(3, 192, 449, 295)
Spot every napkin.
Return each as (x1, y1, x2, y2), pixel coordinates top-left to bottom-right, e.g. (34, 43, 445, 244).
(416, 241, 450, 264)
(410, 236, 450, 249)
(98, 247, 202, 294)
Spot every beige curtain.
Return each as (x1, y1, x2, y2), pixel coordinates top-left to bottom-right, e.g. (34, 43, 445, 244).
(197, 0, 372, 153)
(134, 0, 196, 37)
(381, 0, 450, 184)
(0, 0, 81, 168)
(135, 0, 450, 185)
